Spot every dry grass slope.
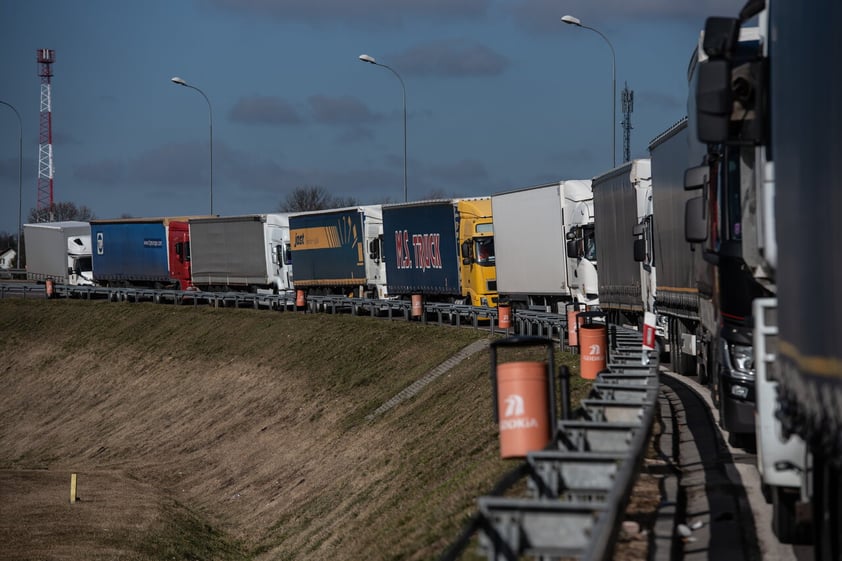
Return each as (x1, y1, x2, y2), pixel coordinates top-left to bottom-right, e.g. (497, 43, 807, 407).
(0, 299, 588, 561)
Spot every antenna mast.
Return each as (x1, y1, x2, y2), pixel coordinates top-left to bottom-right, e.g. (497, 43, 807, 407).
(36, 49, 55, 221)
(621, 82, 634, 163)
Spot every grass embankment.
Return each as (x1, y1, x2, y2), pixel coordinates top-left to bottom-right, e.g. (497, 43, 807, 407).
(0, 299, 588, 561)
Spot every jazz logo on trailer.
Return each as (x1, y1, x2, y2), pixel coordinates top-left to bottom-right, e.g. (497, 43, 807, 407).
(394, 230, 443, 271)
(500, 393, 538, 430)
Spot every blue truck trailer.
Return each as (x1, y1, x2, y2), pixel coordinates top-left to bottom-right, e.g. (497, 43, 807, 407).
(91, 217, 193, 289)
(288, 205, 386, 298)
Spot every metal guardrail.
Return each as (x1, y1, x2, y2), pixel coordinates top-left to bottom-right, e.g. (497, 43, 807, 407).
(441, 327, 659, 561)
(0, 282, 572, 340)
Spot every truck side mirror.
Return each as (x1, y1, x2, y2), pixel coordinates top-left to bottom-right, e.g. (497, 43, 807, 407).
(685, 196, 708, 243)
(701, 17, 740, 58)
(696, 59, 733, 143)
(368, 237, 381, 261)
(633, 238, 646, 263)
(566, 239, 580, 259)
(461, 240, 472, 265)
(684, 165, 707, 191)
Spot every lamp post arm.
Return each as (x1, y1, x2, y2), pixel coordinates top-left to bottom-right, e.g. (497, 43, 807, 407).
(0, 100, 23, 268)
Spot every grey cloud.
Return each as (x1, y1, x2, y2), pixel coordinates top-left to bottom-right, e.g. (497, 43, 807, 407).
(392, 39, 509, 77)
(230, 96, 303, 125)
(74, 159, 126, 184)
(510, 0, 743, 33)
(202, 0, 489, 28)
(428, 159, 490, 185)
(637, 90, 684, 112)
(308, 95, 381, 125)
(130, 142, 207, 187)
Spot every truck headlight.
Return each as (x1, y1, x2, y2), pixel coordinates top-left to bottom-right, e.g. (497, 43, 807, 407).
(730, 384, 750, 399)
(728, 343, 755, 376)
(480, 297, 488, 307)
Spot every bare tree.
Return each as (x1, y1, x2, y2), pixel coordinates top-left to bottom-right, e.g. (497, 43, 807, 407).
(28, 201, 96, 223)
(278, 186, 357, 212)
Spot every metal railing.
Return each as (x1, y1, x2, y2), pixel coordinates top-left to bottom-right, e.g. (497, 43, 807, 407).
(440, 327, 658, 561)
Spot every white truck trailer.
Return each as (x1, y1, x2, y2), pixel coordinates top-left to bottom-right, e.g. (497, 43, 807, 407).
(188, 214, 293, 294)
(23, 221, 94, 286)
(491, 180, 597, 311)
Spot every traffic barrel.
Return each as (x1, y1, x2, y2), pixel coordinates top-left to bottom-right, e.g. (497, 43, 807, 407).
(578, 311, 607, 379)
(489, 336, 556, 459)
(566, 302, 586, 347)
(498, 303, 512, 330)
(411, 294, 423, 318)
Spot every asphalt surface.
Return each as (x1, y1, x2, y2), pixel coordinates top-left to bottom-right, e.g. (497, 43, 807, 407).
(658, 368, 813, 561)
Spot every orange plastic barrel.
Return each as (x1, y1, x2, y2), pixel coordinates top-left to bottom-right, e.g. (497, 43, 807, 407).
(579, 324, 607, 379)
(45, 279, 54, 299)
(498, 304, 511, 330)
(295, 289, 305, 308)
(411, 294, 423, 317)
(496, 361, 551, 458)
(567, 308, 580, 346)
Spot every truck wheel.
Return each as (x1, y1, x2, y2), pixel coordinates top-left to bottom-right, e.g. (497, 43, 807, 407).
(772, 487, 809, 544)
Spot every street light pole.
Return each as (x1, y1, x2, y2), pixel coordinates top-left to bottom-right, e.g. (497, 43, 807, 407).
(0, 100, 23, 268)
(358, 54, 408, 203)
(562, 15, 617, 168)
(171, 77, 214, 215)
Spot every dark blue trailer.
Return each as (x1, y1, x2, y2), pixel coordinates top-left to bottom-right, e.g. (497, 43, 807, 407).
(382, 201, 460, 297)
(90, 217, 192, 288)
(381, 198, 497, 307)
(288, 206, 386, 298)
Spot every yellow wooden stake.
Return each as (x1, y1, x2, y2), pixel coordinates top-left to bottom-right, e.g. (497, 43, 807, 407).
(70, 473, 77, 504)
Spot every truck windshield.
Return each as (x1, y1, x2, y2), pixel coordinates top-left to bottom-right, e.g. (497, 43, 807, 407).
(475, 237, 495, 266)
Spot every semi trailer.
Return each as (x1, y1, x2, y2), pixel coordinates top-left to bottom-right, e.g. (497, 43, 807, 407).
(381, 198, 497, 308)
(188, 214, 292, 293)
(90, 217, 193, 289)
(23, 221, 94, 286)
(491, 180, 597, 311)
(289, 205, 386, 299)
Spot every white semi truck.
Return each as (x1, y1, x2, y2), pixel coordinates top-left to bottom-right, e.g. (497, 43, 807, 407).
(23, 221, 95, 286)
(491, 180, 598, 311)
(188, 214, 293, 294)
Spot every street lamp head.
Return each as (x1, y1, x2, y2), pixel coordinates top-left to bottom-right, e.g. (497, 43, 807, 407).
(561, 15, 582, 26)
(358, 54, 377, 64)
(171, 76, 188, 86)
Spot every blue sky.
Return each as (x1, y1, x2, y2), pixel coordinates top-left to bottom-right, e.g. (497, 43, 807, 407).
(0, 0, 738, 234)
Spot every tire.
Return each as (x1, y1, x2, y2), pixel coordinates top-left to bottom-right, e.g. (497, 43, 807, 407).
(772, 487, 810, 544)
(814, 453, 842, 558)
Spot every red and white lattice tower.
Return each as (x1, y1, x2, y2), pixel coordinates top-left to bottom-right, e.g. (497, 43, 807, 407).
(36, 49, 55, 220)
